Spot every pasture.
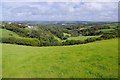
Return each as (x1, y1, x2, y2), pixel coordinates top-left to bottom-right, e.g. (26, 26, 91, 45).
(67, 36, 100, 41)
(0, 28, 20, 39)
(98, 29, 115, 33)
(2, 39, 118, 78)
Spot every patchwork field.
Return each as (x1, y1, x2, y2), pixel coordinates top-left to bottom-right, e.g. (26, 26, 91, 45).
(2, 39, 118, 78)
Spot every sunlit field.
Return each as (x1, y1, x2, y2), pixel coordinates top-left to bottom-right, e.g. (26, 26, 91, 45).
(2, 39, 118, 78)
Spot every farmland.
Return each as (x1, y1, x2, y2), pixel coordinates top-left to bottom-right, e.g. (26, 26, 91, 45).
(2, 39, 118, 78)
(67, 36, 100, 41)
(0, 28, 20, 39)
(1, 22, 119, 46)
(0, 22, 119, 78)
(0, 1, 119, 79)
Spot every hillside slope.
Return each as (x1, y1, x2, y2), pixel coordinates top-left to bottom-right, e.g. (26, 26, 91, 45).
(0, 28, 20, 39)
(2, 39, 118, 78)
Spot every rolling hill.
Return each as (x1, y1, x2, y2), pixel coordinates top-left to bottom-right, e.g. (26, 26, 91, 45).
(2, 39, 118, 78)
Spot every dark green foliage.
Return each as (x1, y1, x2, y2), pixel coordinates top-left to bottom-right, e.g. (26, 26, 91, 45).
(15, 38, 40, 46)
(100, 33, 116, 39)
(85, 37, 97, 43)
(100, 28, 118, 39)
(2, 37, 40, 46)
(63, 40, 85, 45)
(62, 35, 69, 40)
(2, 24, 29, 37)
(48, 27, 64, 39)
(40, 40, 62, 46)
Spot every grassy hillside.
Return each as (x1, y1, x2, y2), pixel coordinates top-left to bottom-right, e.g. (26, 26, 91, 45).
(2, 39, 118, 78)
(0, 44, 1, 78)
(0, 28, 20, 39)
(67, 36, 100, 41)
(98, 29, 115, 33)
(0, 28, 1, 79)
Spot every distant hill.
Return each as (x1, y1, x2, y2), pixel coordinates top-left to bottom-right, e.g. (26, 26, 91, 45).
(2, 21, 118, 25)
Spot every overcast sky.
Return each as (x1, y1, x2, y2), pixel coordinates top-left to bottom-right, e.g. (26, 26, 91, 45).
(0, 0, 119, 21)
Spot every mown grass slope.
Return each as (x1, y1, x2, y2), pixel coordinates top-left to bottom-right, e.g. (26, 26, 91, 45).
(98, 29, 115, 33)
(0, 28, 20, 39)
(67, 36, 100, 41)
(2, 39, 118, 78)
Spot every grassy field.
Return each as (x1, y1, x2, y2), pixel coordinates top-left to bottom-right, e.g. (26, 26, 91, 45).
(0, 28, 2, 79)
(98, 29, 115, 33)
(67, 36, 100, 41)
(0, 44, 2, 79)
(2, 39, 118, 78)
(0, 28, 20, 38)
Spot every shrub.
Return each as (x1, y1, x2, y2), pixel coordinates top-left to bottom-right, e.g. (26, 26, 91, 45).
(2, 37, 16, 44)
(2, 37, 40, 46)
(15, 38, 40, 46)
(2, 24, 29, 37)
(85, 37, 97, 43)
(100, 33, 116, 39)
(62, 40, 85, 45)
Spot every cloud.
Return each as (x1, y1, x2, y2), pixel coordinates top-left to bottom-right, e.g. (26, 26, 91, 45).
(1, 0, 120, 2)
(1, 2, 118, 21)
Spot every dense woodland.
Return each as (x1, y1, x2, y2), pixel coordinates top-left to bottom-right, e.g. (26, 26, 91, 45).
(0, 22, 119, 46)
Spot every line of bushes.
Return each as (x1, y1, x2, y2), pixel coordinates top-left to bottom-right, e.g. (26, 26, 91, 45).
(62, 40, 85, 45)
(62, 37, 99, 45)
(2, 37, 40, 46)
(62, 33, 119, 46)
(1, 37, 62, 46)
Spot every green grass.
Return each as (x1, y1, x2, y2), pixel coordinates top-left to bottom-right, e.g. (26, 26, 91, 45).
(0, 29, 40, 45)
(0, 44, 2, 79)
(98, 29, 115, 33)
(80, 27, 88, 30)
(54, 36, 62, 42)
(63, 33, 71, 37)
(0, 28, 1, 79)
(0, 28, 20, 39)
(102, 23, 118, 29)
(67, 36, 100, 41)
(2, 39, 118, 78)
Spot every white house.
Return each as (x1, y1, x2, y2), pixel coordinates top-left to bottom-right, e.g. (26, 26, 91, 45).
(62, 24, 66, 26)
(18, 24, 21, 25)
(8, 22, 12, 24)
(27, 26, 37, 28)
(28, 26, 33, 28)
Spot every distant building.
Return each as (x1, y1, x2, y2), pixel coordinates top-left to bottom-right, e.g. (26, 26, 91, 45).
(8, 22, 12, 24)
(18, 24, 21, 25)
(28, 26, 33, 28)
(62, 24, 66, 26)
(27, 25, 38, 28)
